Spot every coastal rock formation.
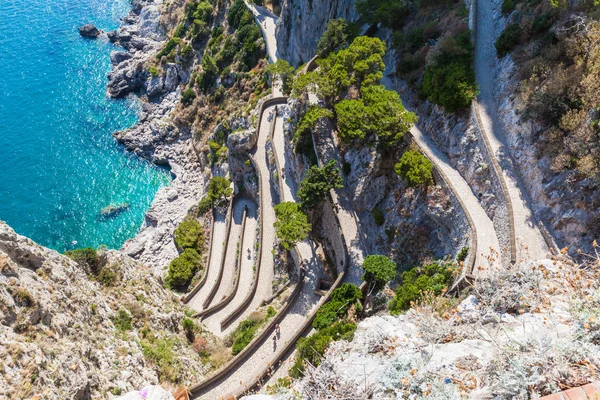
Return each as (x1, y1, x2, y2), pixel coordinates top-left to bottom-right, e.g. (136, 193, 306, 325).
(275, 0, 357, 66)
(0, 222, 205, 399)
(78, 24, 101, 38)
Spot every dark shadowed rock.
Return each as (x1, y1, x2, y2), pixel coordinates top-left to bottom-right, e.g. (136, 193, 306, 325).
(110, 51, 132, 65)
(78, 24, 101, 38)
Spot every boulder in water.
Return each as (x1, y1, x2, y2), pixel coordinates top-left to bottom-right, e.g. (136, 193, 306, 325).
(78, 24, 101, 38)
(99, 202, 130, 219)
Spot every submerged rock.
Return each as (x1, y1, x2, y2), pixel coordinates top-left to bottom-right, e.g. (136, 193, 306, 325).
(99, 202, 130, 219)
(78, 24, 101, 38)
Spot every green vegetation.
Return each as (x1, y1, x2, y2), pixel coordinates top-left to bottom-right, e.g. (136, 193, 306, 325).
(148, 66, 159, 77)
(12, 288, 34, 307)
(420, 31, 478, 112)
(495, 23, 521, 57)
(293, 105, 332, 163)
(111, 309, 132, 332)
(395, 149, 433, 187)
(156, 37, 180, 60)
(181, 88, 197, 106)
(207, 176, 233, 206)
(356, 0, 409, 29)
(166, 248, 203, 290)
(388, 261, 455, 314)
(140, 335, 182, 383)
(293, 36, 415, 145)
(197, 196, 212, 215)
(174, 220, 204, 251)
(290, 321, 357, 378)
(274, 202, 312, 250)
(335, 85, 417, 143)
(501, 0, 516, 15)
(229, 307, 276, 355)
(96, 265, 118, 287)
(371, 207, 385, 226)
(266, 59, 295, 94)
(316, 18, 357, 58)
(228, 0, 253, 30)
(297, 160, 343, 209)
(313, 283, 362, 330)
(362, 254, 397, 294)
(64, 247, 100, 273)
(456, 246, 469, 263)
(182, 317, 197, 342)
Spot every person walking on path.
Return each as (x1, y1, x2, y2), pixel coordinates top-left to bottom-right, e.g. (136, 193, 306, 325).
(272, 334, 277, 351)
(275, 323, 280, 339)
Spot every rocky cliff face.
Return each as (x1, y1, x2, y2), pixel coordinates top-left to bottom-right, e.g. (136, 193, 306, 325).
(275, 0, 357, 66)
(0, 222, 205, 399)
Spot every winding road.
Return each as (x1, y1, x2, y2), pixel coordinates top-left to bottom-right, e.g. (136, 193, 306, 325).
(473, 0, 550, 261)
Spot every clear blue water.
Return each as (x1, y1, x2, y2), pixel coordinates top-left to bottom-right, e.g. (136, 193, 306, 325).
(0, 0, 171, 252)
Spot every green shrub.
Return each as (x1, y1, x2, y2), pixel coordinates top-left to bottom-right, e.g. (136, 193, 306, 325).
(182, 317, 196, 341)
(356, 0, 409, 30)
(495, 23, 521, 57)
(395, 149, 433, 187)
(97, 266, 118, 287)
(313, 300, 346, 330)
(456, 246, 469, 262)
(166, 248, 203, 290)
(197, 196, 212, 215)
(185, 0, 212, 23)
(111, 309, 132, 332)
(274, 202, 312, 250)
(420, 32, 478, 112)
(290, 322, 357, 378)
(362, 254, 397, 293)
(181, 88, 196, 106)
(298, 160, 343, 209)
(228, 0, 252, 29)
(207, 176, 233, 205)
(65, 247, 100, 273)
(372, 207, 385, 226)
(13, 288, 34, 307)
(236, 24, 263, 70)
(156, 37, 180, 59)
(140, 336, 182, 383)
(148, 66, 159, 77)
(174, 220, 204, 250)
(501, 0, 516, 14)
(317, 18, 354, 58)
(266, 59, 295, 94)
(388, 261, 455, 314)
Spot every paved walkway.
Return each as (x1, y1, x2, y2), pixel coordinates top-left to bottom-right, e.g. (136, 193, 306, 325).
(245, 1, 278, 63)
(474, 0, 549, 261)
(201, 198, 258, 336)
(187, 212, 227, 312)
(409, 125, 500, 272)
(193, 104, 325, 400)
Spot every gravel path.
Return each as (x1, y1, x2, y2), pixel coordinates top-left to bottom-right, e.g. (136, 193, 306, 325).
(201, 198, 258, 336)
(474, 0, 549, 261)
(187, 212, 227, 312)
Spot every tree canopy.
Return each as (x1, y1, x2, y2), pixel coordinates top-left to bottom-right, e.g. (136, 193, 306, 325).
(266, 59, 295, 95)
(362, 254, 397, 293)
(207, 176, 233, 205)
(298, 160, 344, 209)
(166, 248, 203, 290)
(316, 18, 357, 58)
(274, 202, 312, 250)
(174, 220, 204, 251)
(395, 149, 433, 187)
(335, 84, 417, 143)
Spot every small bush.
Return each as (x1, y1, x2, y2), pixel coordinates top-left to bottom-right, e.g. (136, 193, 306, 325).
(166, 248, 203, 290)
(174, 219, 204, 251)
(231, 319, 259, 355)
(456, 246, 469, 262)
(362, 254, 397, 293)
(395, 149, 433, 187)
(371, 207, 385, 226)
(181, 88, 196, 106)
(140, 336, 182, 383)
(389, 261, 454, 314)
(495, 23, 521, 57)
(97, 266, 118, 287)
(197, 196, 212, 215)
(13, 288, 34, 307)
(111, 309, 132, 332)
(274, 202, 312, 250)
(148, 66, 159, 77)
(65, 247, 100, 273)
(501, 0, 516, 15)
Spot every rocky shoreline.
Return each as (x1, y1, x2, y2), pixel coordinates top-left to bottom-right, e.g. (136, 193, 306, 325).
(106, 0, 209, 274)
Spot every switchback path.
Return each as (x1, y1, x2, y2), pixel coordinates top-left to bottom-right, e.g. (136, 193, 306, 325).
(187, 212, 226, 312)
(474, 0, 550, 260)
(201, 198, 258, 336)
(245, 1, 278, 63)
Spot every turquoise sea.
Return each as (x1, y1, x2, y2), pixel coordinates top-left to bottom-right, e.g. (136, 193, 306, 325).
(0, 0, 171, 252)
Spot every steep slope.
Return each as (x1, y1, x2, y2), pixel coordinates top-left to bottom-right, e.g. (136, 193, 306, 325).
(0, 222, 206, 399)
